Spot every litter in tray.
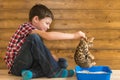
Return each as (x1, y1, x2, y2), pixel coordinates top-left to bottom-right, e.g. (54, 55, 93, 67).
(76, 70, 107, 74)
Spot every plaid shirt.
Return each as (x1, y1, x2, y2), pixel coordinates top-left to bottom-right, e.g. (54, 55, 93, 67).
(4, 22, 36, 71)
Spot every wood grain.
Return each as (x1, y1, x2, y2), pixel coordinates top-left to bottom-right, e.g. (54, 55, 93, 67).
(1, 0, 120, 10)
(0, 0, 120, 69)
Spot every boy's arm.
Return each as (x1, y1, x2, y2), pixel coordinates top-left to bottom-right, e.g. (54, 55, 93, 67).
(31, 29, 86, 40)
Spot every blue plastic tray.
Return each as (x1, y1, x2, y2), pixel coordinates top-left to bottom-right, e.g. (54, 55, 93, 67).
(75, 66, 112, 80)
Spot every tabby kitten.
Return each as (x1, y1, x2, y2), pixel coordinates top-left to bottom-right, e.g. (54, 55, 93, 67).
(74, 37, 96, 68)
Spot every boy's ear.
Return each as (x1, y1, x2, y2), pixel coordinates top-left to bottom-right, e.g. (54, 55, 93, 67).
(33, 16, 39, 23)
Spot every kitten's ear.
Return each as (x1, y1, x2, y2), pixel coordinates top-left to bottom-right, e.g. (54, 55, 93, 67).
(89, 37, 95, 42)
(88, 37, 95, 47)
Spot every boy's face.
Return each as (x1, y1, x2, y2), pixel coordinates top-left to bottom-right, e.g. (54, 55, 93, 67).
(33, 17, 52, 31)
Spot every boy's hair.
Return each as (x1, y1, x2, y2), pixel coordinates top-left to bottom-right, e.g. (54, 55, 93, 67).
(29, 4, 54, 21)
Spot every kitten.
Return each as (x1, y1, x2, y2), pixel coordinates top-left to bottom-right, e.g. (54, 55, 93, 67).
(74, 37, 96, 68)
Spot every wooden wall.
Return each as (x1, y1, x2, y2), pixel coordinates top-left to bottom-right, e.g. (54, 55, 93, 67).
(0, 0, 120, 69)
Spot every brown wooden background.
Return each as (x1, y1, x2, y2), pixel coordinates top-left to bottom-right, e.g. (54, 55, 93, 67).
(0, 0, 120, 69)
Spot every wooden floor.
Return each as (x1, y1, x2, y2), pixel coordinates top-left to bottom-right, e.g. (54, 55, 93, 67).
(0, 69, 120, 80)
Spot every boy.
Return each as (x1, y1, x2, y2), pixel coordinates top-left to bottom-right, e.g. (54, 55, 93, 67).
(4, 4, 86, 80)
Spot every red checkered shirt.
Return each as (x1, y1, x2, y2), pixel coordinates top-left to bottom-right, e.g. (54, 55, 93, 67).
(4, 22, 36, 71)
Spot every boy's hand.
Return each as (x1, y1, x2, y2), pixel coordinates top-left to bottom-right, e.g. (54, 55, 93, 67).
(75, 31, 86, 39)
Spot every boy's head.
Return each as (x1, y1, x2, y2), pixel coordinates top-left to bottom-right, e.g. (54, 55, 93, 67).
(29, 4, 54, 21)
(29, 4, 54, 31)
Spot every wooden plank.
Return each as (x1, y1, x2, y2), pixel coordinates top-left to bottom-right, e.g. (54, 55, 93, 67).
(44, 39, 120, 50)
(1, 49, 120, 60)
(51, 49, 120, 60)
(1, 19, 120, 30)
(1, 49, 120, 69)
(0, 40, 8, 49)
(0, 49, 7, 69)
(48, 29, 120, 40)
(53, 10, 120, 21)
(92, 50, 120, 60)
(0, 38, 120, 50)
(0, 10, 28, 20)
(0, 29, 120, 49)
(1, 10, 120, 21)
(0, 19, 26, 29)
(1, 10, 120, 30)
(1, 60, 119, 70)
(0, 29, 120, 40)
(1, 0, 120, 10)
(0, 29, 14, 41)
(52, 20, 120, 30)
(51, 50, 120, 69)
(2, 48, 120, 57)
